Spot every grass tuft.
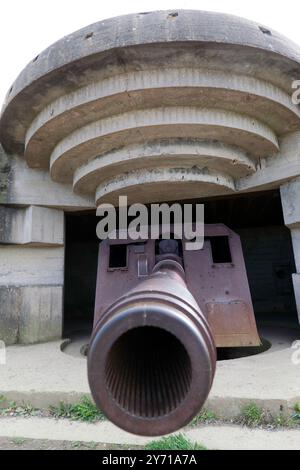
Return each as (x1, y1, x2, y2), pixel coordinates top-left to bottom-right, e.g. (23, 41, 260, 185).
(190, 409, 217, 426)
(0, 400, 39, 417)
(49, 396, 106, 422)
(239, 402, 264, 427)
(10, 437, 26, 445)
(71, 441, 98, 449)
(292, 403, 300, 423)
(269, 412, 291, 428)
(0, 394, 6, 405)
(145, 433, 206, 450)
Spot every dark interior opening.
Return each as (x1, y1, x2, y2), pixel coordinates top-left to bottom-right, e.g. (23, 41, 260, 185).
(109, 244, 128, 269)
(63, 211, 99, 337)
(105, 326, 192, 417)
(63, 189, 298, 341)
(208, 236, 232, 263)
(155, 237, 183, 257)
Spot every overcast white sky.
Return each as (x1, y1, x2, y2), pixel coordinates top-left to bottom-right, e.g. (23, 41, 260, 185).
(1, 0, 300, 106)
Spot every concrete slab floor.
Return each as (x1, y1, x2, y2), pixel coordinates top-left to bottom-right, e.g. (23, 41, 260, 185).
(0, 324, 299, 418)
(0, 418, 299, 450)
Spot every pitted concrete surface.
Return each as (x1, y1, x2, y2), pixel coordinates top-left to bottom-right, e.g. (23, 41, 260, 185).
(0, 325, 299, 416)
(0, 418, 299, 450)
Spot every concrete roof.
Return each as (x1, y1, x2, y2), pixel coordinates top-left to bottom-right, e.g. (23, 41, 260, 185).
(1, 10, 300, 154)
(1, 10, 300, 206)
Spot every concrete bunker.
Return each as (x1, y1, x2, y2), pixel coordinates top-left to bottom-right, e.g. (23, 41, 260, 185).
(1, 9, 300, 434)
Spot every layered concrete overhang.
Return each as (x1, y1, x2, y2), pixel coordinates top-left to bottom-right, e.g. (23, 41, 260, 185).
(1, 9, 300, 205)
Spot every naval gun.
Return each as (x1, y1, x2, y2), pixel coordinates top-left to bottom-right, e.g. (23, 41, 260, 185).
(88, 224, 260, 435)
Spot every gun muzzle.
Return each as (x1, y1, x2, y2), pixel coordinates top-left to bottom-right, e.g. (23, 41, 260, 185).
(88, 259, 216, 436)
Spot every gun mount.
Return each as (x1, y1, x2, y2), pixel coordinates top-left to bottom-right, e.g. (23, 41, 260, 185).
(88, 224, 260, 435)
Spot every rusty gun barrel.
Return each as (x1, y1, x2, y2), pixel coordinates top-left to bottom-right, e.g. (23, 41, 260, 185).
(88, 259, 216, 436)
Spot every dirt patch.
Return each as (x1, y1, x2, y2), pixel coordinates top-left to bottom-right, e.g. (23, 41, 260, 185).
(0, 437, 141, 451)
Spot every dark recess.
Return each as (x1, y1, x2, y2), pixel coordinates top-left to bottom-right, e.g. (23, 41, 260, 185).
(63, 189, 298, 336)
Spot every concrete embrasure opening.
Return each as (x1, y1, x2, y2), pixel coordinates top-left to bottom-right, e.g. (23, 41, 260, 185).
(63, 189, 299, 358)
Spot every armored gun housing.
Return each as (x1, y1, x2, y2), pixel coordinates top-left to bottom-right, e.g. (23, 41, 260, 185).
(88, 224, 260, 435)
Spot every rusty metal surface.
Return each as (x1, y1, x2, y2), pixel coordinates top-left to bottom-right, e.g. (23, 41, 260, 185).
(184, 224, 260, 347)
(88, 260, 216, 436)
(93, 224, 260, 347)
(206, 301, 260, 347)
(88, 224, 260, 435)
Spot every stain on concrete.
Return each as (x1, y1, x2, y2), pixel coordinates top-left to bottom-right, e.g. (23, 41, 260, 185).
(0, 145, 11, 204)
(0, 286, 21, 345)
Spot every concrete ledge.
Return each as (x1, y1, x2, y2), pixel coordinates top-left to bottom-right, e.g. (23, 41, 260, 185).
(50, 107, 278, 184)
(0, 206, 64, 245)
(0, 150, 95, 209)
(73, 141, 255, 195)
(25, 69, 299, 170)
(95, 167, 235, 205)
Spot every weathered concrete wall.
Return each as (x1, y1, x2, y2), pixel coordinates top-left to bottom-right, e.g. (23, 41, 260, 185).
(281, 177, 300, 322)
(0, 206, 65, 344)
(0, 285, 63, 345)
(0, 145, 95, 210)
(237, 131, 300, 193)
(0, 206, 64, 245)
(0, 245, 64, 284)
(0, 143, 95, 344)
